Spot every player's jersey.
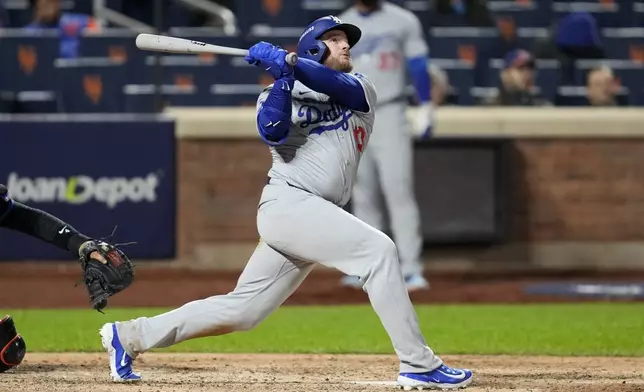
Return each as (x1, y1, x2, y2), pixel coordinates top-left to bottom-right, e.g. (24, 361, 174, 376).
(339, 3, 428, 105)
(256, 74, 378, 207)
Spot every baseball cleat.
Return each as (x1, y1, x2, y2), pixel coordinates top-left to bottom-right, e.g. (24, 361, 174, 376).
(340, 275, 363, 288)
(99, 323, 141, 382)
(404, 274, 430, 292)
(397, 364, 473, 390)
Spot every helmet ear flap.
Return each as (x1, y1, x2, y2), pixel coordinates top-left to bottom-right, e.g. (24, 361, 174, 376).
(319, 42, 330, 63)
(304, 41, 329, 63)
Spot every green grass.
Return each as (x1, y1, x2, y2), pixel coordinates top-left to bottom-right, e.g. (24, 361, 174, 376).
(2, 304, 643, 356)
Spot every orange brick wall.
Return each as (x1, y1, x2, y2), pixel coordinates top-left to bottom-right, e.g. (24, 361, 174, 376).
(177, 140, 270, 257)
(511, 139, 644, 242)
(177, 138, 644, 257)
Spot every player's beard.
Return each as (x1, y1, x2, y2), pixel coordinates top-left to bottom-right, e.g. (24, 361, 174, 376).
(326, 55, 353, 73)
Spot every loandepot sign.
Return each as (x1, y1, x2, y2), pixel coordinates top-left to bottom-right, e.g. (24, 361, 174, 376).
(6, 172, 160, 209)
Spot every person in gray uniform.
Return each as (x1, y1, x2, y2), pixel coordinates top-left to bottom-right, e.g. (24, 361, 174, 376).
(339, 0, 433, 291)
(97, 16, 473, 390)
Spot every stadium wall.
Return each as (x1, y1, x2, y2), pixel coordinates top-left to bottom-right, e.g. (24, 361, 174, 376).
(169, 107, 644, 271)
(1, 108, 643, 272)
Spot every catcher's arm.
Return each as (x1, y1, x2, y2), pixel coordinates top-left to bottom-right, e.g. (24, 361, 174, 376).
(0, 184, 92, 254)
(1, 184, 135, 312)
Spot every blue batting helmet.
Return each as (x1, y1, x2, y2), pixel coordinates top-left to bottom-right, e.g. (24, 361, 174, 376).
(297, 15, 362, 63)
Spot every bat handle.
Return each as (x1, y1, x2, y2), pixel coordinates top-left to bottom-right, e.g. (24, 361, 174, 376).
(286, 52, 298, 66)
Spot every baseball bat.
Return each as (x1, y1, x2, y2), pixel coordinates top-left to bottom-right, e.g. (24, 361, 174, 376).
(135, 33, 299, 66)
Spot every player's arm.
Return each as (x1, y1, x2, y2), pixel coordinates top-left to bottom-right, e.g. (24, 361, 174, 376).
(404, 14, 431, 105)
(294, 58, 370, 112)
(0, 185, 91, 255)
(408, 57, 431, 103)
(256, 77, 294, 146)
(1, 184, 135, 312)
(244, 42, 295, 145)
(404, 14, 434, 137)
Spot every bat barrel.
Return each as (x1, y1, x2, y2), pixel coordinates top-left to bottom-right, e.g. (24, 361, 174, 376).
(135, 33, 299, 66)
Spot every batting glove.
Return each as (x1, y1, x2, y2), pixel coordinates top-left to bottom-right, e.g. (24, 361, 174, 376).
(412, 102, 435, 139)
(245, 41, 293, 80)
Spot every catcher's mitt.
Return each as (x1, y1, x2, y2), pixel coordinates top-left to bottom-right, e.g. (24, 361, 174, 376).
(78, 240, 135, 312)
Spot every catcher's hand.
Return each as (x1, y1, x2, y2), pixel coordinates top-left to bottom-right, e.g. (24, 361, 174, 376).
(78, 240, 135, 312)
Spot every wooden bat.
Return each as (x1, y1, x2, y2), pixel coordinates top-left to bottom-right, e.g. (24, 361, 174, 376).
(135, 33, 299, 66)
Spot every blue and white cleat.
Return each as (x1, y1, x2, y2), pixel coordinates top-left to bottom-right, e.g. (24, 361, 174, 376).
(398, 364, 473, 390)
(404, 274, 430, 292)
(99, 323, 141, 382)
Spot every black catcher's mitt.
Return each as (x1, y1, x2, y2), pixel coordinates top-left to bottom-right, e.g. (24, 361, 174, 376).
(78, 240, 135, 312)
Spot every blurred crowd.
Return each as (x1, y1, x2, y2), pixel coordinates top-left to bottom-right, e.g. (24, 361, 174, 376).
(426, 1, 633, 107)
(0, 0, 642, 112)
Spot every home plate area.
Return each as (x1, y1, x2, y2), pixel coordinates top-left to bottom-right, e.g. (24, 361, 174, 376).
(1, 353, 643, 392)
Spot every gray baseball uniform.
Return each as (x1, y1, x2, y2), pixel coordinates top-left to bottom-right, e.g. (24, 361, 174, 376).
(113, 73, 442, 374)
(339, 3, 427, 277)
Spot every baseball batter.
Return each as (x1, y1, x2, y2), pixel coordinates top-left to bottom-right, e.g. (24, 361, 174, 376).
(98, 16, 472, 390)
(339, 0, 433, 291)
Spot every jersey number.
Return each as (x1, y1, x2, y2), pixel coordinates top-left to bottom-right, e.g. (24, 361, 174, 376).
(378, 52, 402, 71)
(353, 126, 366, 153)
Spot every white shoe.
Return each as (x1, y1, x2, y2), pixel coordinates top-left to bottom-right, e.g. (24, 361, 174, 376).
(340, 275, 363, 289)
(99, 323, 142, 382)
(405, 274, 430, 292)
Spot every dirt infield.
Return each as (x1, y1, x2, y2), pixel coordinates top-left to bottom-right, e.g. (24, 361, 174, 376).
(2, 262, 644, 308)
(2, 264, 643, 391)
(2, 353, 643, 392)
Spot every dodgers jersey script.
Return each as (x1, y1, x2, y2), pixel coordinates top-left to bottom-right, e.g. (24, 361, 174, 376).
(339, 3, 428, 105)
(257, 74, 378, 207)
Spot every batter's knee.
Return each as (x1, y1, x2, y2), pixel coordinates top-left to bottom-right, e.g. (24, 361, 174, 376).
(229, 311, 263, 332)
(371, 233, 398, 267)
(222, 299, 267, 332)
(358, 234, 400, 287)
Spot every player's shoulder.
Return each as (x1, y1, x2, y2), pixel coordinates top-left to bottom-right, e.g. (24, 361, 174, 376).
(382, 2, 420, 22)
(352, 73, 377, 94)
(352, 72, 371, 84)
